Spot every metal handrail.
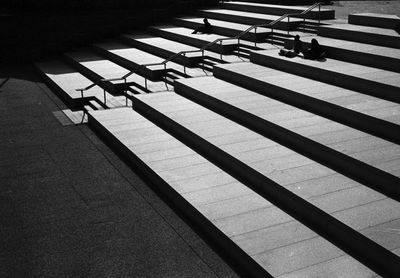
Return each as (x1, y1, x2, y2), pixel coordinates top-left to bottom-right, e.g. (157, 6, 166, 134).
(77, 2, 323, 97)
(75, 83, 96, 93)
(138, 2, 323, 70)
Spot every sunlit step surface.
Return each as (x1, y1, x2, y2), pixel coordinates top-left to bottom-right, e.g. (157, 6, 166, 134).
(198, 9, 302, 30)
(35, 60, 110, 108)
(132, 92, 400, 277)
(148, 25, 238, 54)
(121, 33, 203, 66)
(64, 51, 166, 93)
(88, 103, 396, 277)
(174, 17, 271, 42)
(250, 49, 400, 104)
(283, 35, 400, 72)
(318, 24, 400, 49)
(175, 76, 400, 182)
(221, 1, 335, 20)
(213, 62, 400, 127)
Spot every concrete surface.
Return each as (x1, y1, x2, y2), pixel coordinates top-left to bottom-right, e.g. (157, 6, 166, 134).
(0, 66, 239, 278)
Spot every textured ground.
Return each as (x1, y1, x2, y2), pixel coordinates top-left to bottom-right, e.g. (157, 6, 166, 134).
(331, 1, 400, 19)
(0, 67, 239, 278)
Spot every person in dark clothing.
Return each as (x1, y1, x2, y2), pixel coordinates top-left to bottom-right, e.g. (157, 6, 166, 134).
(192, 18, 212, 34)
(292, 35, 304, 54)
(302, 38, 325, 60)
(279, 35, 304, 57)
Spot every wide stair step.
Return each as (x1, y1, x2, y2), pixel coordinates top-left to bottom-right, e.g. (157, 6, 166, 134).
(198, 9, 303, 30)
(96, 41, 210, 80)
(64, 50, 166, 95)
(87, 99, 106, 111)
(147, 25, 238, 54)
(93, 41, 167, 80)
(35, 60, 111, 109)
(348, 13, 400, 29)
(221, 1, 335, 20)
(212, 62, 400, 137)
(121, 33, 203, 67)
(174, 17, 271, 42)
(89, 93, 400, 277)
(250, 49, 400, 104)
(283, 35, 400, 72)
(174, 76, 400, 198)
(318, 24, 400, 49)
(295, 23, 320, 34)
(36, 4, 400, 276)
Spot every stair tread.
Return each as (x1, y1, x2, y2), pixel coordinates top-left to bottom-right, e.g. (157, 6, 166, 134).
(252, 49, 400, 89)
(149, 25, 238, 46)
(286, 35, 400, 60)
(224, 1, 334, 12)
(65, 51, 165, 92)
(89, 106, 341, 277)
(200, 8, 303, 23)
(130, 92, 398, 276)
(88, 99, 104, 109)
(96, 41, 207, 78)
(95, 41, 166, 69)
(320, 23, 399, 38)
(349, 13, 400, 29)
(36, 60, 107, 102)
(352, 13, 400, 20)
(175, 16, 271, 34)
(177, 75, 400, 177)
(122, 33, 202, 57)
(38, 6, 400, 276)
(215, 62, 400, 126)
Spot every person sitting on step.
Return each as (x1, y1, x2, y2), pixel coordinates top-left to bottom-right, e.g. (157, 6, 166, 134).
(279, 35, 304, 58)
(301, 38, 326, 60)
(192, 18, 213, 34)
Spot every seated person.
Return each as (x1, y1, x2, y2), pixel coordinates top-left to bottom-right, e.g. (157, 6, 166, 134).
(302, 38, 326, 60)
(279, 35, 304, 57)
(192, 18, 212, 34)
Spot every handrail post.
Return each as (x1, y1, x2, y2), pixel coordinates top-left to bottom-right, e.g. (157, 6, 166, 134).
(145, 77, 148, 90)
(318, 4, 321, 24)
(202, 50, 205, 70)
(124, 78, 128, 106)
(103, 88, 106, 105)
(183, 53, 187, 77)
(287, 16, 290, 35)
(80, 89, 84, 100)
(254, 27, 257, 47)
(163, 63, 168, 91)
(237, 38, 240, 57)
(271, 27, 274, 45)
(220, 40, 222, 60)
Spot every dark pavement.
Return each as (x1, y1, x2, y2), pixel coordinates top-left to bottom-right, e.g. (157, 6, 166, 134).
(0, 66, 239, 278)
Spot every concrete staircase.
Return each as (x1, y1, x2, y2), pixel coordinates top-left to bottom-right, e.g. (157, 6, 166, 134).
(318, 24, 400, 49)
(35, 1, 400, 277)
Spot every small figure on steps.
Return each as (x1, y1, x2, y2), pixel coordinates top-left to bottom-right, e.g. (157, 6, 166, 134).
(279, 35, 304, 58)
(302, 38, 326, 60)
(192, 18, 212, 34)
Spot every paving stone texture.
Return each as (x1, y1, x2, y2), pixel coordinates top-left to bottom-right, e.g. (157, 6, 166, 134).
(0, 67, 239, 278)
